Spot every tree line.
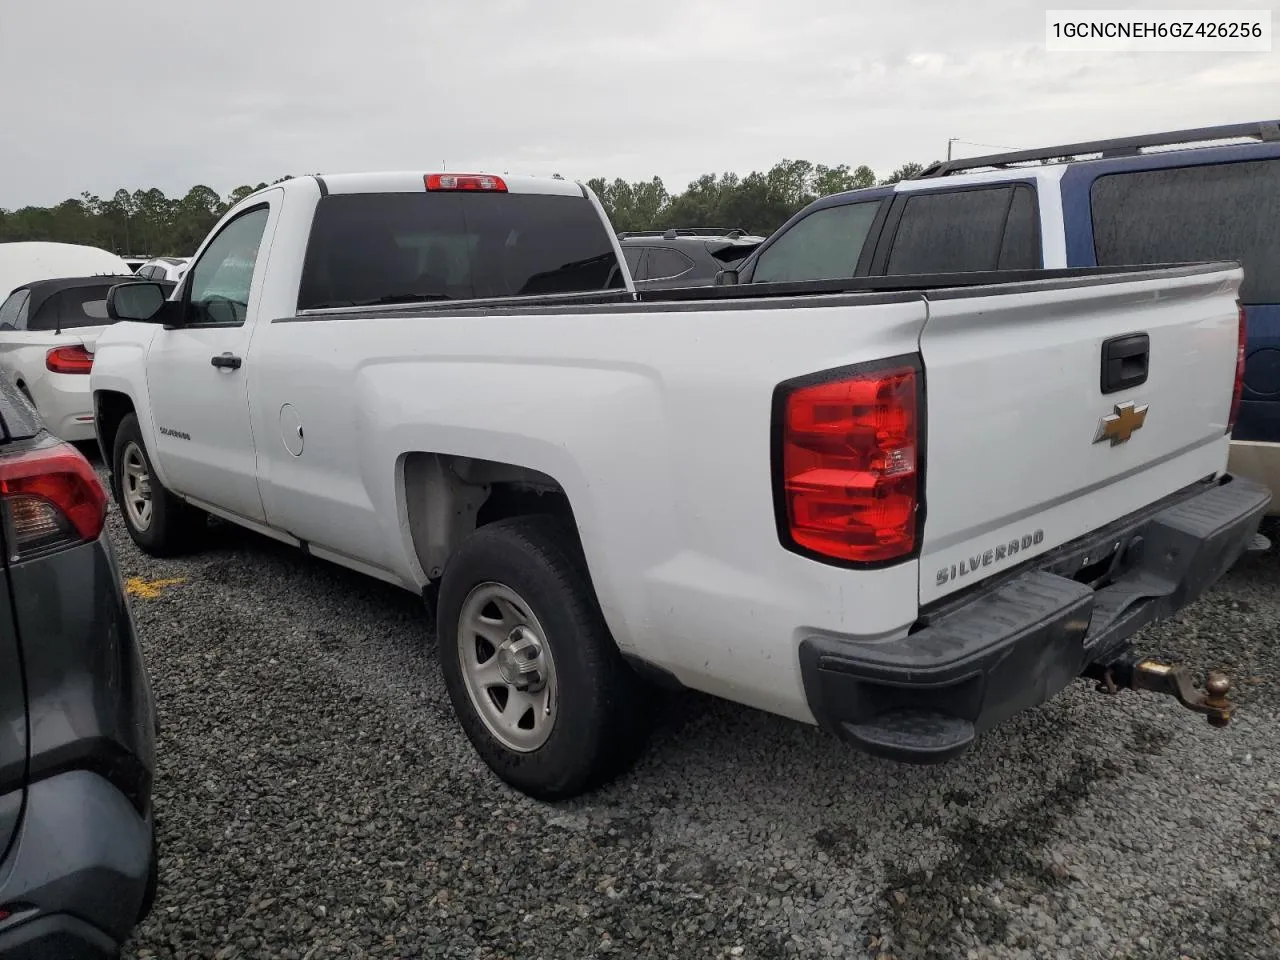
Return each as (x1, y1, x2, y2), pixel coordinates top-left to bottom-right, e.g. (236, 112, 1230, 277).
(0, 160, 929, 256)
(0, 176, 302, 258)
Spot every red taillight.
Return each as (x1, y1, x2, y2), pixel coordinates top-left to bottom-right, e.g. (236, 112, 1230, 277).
(424, 173, 507, 192)
(46, 344, 94, 374)
(1228, 302, 1247, 433)
(0, 441, 107, 561)
(775, 360, 921, 564)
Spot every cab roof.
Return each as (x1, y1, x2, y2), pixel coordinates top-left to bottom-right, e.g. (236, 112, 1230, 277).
(273, 172, 588, 199)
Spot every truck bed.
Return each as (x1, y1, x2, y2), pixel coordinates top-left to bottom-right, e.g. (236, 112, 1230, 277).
(279, 262, 1234, 322)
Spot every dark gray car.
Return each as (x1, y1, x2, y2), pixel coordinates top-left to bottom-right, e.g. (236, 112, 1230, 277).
(0, 378, 156, 958)
(618, 229, 765, 289)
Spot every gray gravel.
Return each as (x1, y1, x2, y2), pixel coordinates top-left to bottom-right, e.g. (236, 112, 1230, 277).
(110, 476, 1280, 960)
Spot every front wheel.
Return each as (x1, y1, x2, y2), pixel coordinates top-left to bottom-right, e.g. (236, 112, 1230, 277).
(111, 413, 206, 556)
(436, 515, 652, 800)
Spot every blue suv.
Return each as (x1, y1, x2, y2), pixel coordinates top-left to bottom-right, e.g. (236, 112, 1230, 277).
(725, 121, 1280, 509)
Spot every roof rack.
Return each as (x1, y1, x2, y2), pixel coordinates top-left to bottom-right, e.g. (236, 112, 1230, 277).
(917, 120, 1280, 178)
(617, 227, 751, 240)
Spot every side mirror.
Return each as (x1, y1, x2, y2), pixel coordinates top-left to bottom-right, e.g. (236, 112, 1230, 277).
(106, 282, 173, 324)
(716, 268, 740, 286)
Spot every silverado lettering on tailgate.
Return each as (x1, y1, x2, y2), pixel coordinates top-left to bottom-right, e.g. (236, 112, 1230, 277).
(935, 529, 1045, 586)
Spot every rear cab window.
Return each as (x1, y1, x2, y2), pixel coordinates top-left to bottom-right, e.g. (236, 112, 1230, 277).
(297, 192, 625, 310)
(880, 183, 1041, 275)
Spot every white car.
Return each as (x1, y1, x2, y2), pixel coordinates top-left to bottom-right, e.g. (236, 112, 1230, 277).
(135, 257, 189, 283)
(0, 274, 161, 441)
(91, 172, 1268, 799)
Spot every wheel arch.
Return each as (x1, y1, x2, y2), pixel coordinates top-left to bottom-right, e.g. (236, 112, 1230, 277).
(93, 389, 136, 465)
(401, 452, 584, 582)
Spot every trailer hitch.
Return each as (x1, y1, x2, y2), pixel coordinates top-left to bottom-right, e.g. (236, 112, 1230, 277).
(1083, 654, 1233, 727)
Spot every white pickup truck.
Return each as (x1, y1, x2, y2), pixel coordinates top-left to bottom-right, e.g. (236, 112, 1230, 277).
(90, 171, 1270, 799)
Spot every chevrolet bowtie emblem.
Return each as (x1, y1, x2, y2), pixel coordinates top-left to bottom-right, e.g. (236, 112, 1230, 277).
(1094, 400, 1149, 446)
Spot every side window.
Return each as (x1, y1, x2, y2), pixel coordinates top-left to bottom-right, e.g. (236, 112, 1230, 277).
(645, 247, 695, 281)
(138, 265, 155, 279)
(27, 285, 115, 331)
(0, 290, 29, 330)
(752, 200, 882, 283)
(885, 186, 1016, 275)
(185, 206, 271, 326)
(1091, 159, 1280, 304)
(622, 246, 645, 280)
(997, 185, 1041, 270)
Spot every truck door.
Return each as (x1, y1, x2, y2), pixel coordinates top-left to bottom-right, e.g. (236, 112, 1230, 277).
(143, 192, 284, 522)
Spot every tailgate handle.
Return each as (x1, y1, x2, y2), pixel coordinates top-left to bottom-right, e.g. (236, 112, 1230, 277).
(1100, 333, 1149, 395)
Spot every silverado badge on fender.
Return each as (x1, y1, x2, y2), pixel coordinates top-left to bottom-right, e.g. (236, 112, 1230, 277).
(1093, 401, 1148, 446)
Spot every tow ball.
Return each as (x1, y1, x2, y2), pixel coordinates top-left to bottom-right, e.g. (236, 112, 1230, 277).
(1083, 654, 1233, 727)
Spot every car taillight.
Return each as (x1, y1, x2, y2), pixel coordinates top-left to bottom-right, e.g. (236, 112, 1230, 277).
(46, 344, 94, 374)
(0, 441, 107, 561)
(774, 358, 922, 564)
(1228, 302, 1247, 434)
(424, 173, 508, 192)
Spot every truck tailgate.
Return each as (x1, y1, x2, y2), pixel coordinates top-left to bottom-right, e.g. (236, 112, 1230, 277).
(919, 265, 1242, 605)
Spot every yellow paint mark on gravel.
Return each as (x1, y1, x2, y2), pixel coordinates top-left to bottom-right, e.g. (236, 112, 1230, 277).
(125, 577, 188, 599)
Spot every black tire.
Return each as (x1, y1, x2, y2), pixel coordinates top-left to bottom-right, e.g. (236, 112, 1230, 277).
(437, 515, 652, 800)
(112, 413, 205, 556)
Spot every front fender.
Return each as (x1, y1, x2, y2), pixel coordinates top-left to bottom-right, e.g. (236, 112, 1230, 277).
(89, 326, 171, 489)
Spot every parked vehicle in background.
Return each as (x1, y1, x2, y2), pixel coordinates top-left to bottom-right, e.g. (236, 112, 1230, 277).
(0, 242, 134, 299)
(618, 228, 764, 289)
(135, 257, 190, 283)
(722, 120, 1280, 513)
(92, 171, 1266, 801)
(0, 276, 175, 441)
(0, 379, 157, 958)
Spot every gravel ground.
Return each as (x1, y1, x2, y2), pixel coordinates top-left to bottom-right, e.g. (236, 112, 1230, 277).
(109, 470, 1280, 960)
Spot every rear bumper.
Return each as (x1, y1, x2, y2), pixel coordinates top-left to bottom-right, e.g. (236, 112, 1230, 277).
(26, 372, 95, 442)
(1228, 440, 1280, 516)
(799, 475, 1271, 764)
(0, 534, 156, 956)
(0, 771, 153, 958)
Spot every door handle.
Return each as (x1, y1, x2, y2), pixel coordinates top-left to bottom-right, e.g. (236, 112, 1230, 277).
(1100, 333, 1149, 395)
(211, 353, 242, 370)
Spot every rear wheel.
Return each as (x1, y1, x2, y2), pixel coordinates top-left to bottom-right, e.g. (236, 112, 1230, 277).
(111, 413, 205, 556)
(437, 515, 652, 800)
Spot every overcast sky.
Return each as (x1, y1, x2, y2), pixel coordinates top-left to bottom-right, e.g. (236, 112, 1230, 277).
(1, 0, 1277, 208)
